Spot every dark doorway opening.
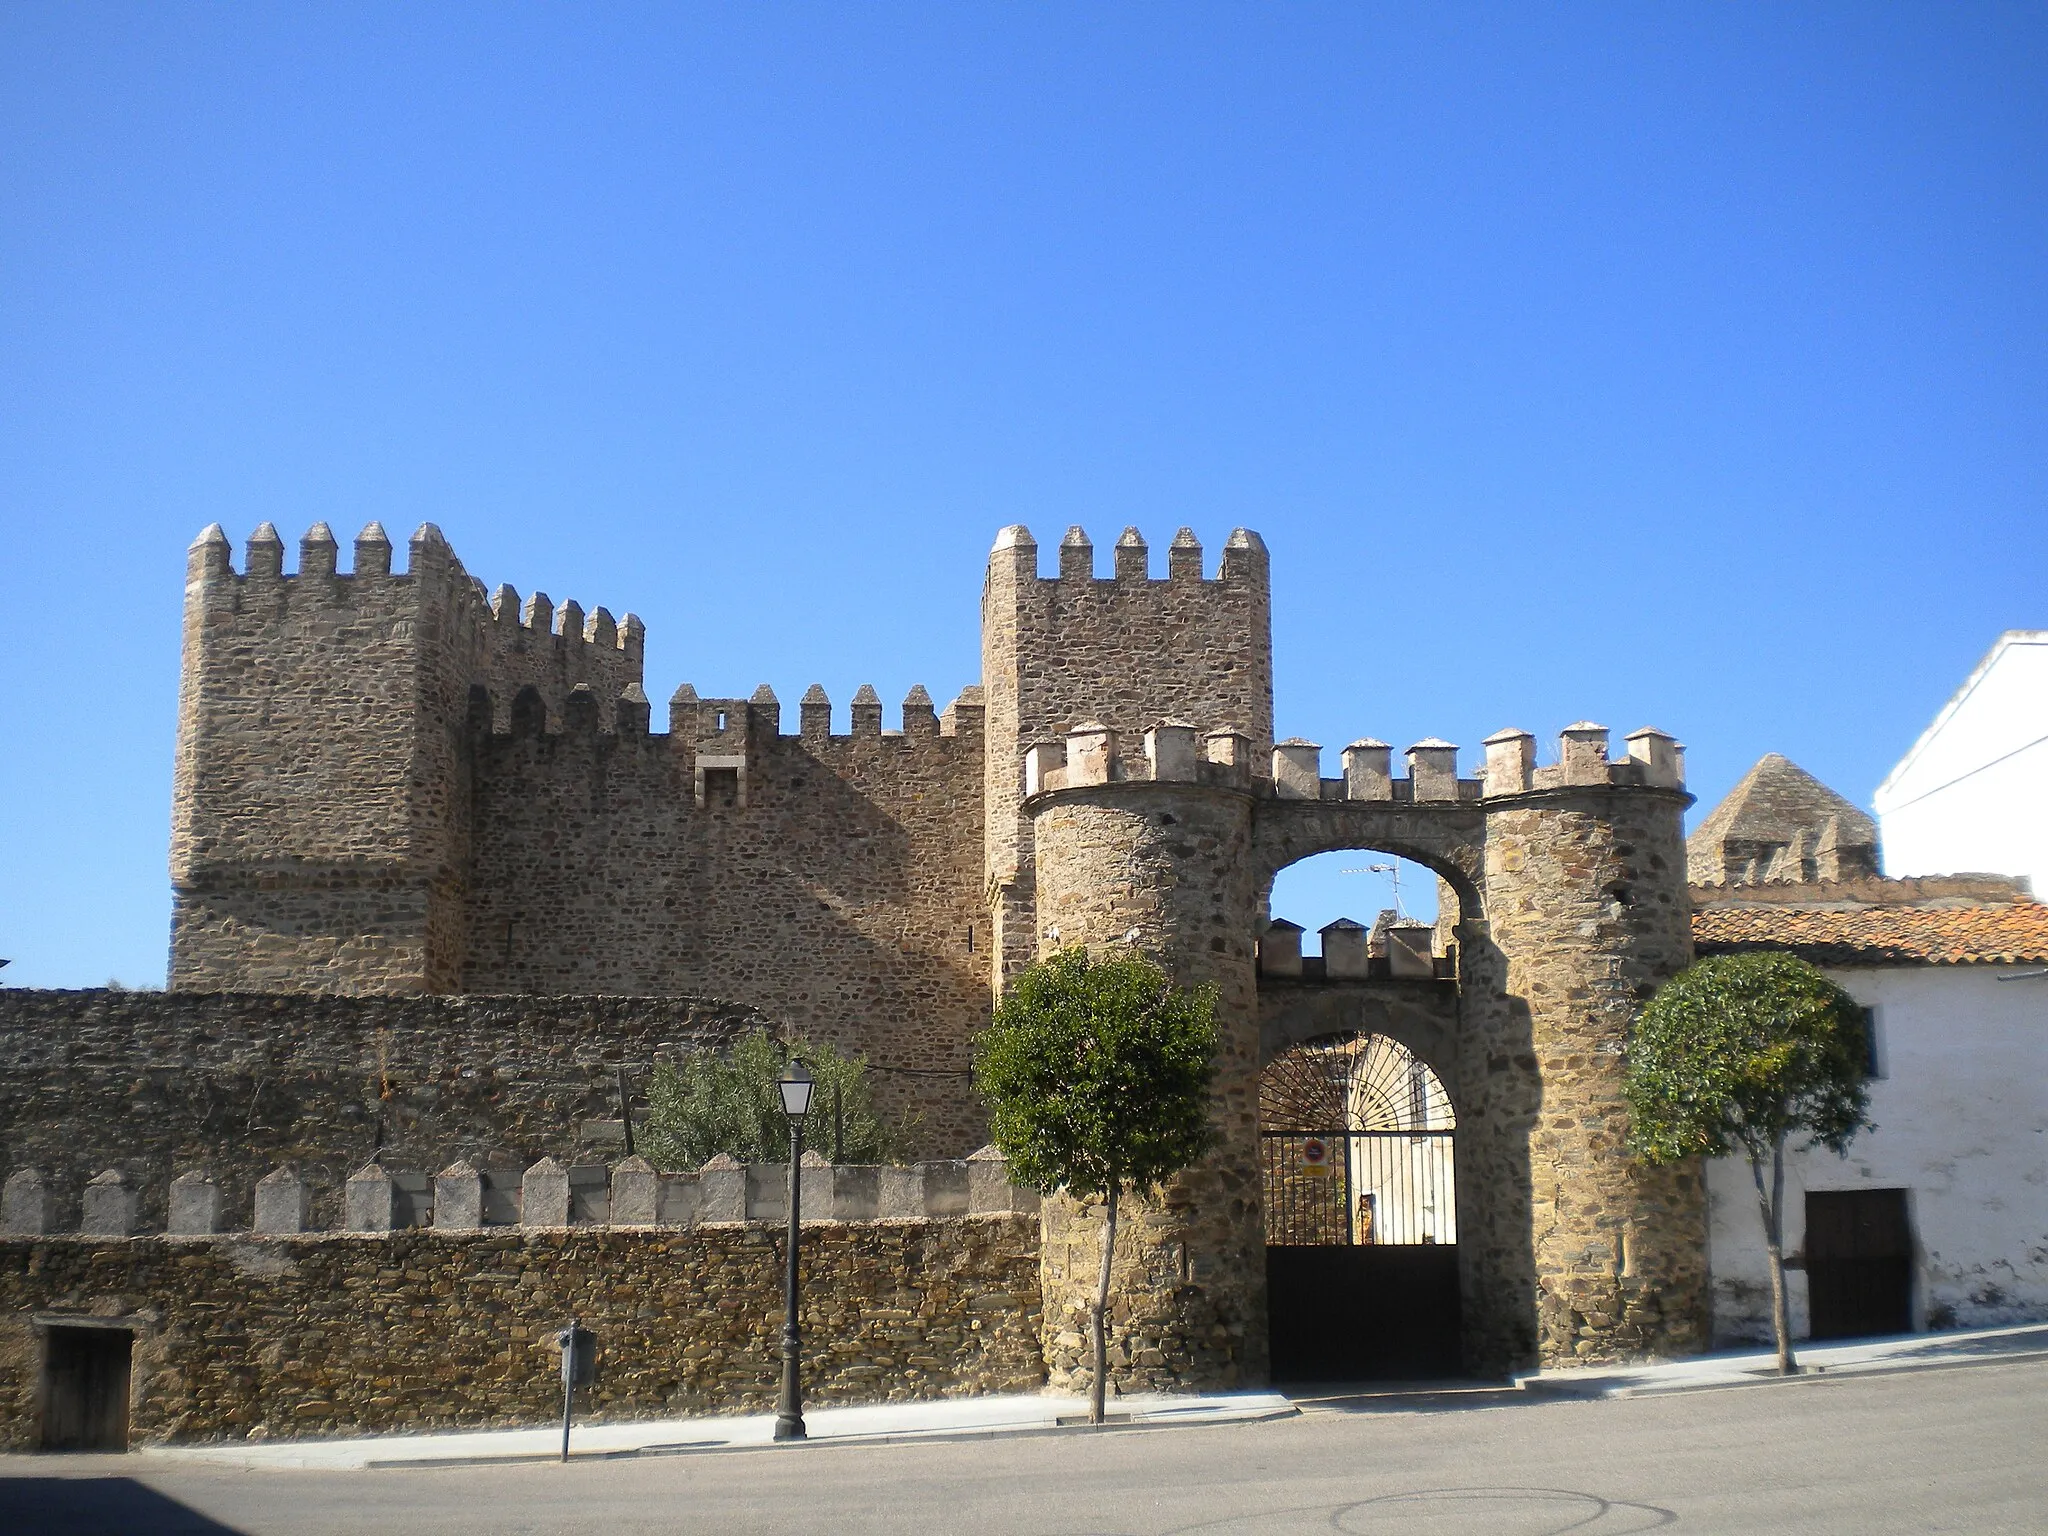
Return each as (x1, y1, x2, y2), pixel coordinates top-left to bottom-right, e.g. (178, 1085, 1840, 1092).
(1261, 1033, 1463, 1380)
(41, 1324, 133, 1451)
(1806, 1189, 1913, 1340)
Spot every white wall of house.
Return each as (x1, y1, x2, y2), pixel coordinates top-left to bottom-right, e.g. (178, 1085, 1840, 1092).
(1874, 631, 2048, 895)
(1707, 964, 2048, 1344)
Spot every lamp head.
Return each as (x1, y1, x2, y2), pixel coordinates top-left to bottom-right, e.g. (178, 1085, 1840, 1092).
(777, 1058, 816, 1118)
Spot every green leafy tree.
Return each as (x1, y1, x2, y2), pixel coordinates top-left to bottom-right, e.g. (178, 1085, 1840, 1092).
(974, 948, 1218, 1423)
(1627, 951, 1873, 1374)
(639, 1028, 908, 1168)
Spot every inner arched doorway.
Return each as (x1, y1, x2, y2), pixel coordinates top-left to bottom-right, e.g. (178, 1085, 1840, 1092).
(1261, 1032, 1462, 1380)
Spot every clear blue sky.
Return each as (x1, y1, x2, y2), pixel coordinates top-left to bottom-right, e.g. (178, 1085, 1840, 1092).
(3, 4, 2043, 986)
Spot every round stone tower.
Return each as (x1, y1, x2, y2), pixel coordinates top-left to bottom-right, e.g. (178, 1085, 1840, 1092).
(1476, 724, 1707, 1363)
(1025, 721, 1268, 1392)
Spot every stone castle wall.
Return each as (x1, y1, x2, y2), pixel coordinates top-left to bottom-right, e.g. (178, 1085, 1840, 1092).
(459, 694, 989, 1147)
(0, 1217, 1042, 1449)
(0, 990, 765, 1234)
(168, 526, 992, 1146)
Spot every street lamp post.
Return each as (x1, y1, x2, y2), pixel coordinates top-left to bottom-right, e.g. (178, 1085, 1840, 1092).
(774, 1058, 816, 1442)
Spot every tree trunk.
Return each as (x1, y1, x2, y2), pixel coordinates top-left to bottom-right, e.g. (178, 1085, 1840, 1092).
(1090, 1182, 1119, 1425)
(1751, 1139, 1797, 1375)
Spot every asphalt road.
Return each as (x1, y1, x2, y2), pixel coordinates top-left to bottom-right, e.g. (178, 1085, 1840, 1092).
(4, 1359, 2045, 1535)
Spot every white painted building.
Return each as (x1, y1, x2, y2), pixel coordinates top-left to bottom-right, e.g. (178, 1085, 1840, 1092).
(1693, 896, 2048, 1344)
(1874, 631, 2048, 895)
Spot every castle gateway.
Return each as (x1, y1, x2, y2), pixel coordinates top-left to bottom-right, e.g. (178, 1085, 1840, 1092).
(166, 519, 1705, 1383)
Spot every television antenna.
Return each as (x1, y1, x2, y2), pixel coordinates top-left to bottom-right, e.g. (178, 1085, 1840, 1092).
(1340, 863, 1406, 918)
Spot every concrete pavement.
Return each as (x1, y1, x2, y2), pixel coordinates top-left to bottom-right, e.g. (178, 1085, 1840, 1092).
(139, 1390, 1300, 1470)
(4, 1353, 2044, 1534)
(1515, 1318, 2048, 1398)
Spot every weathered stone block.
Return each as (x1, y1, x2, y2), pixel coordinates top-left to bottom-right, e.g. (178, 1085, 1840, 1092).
(1483, 728, 1535, 796)
(81, 1169, 136, 1236)
(830, 1165, 880, 1221)
(2, 1169, 48, 1235)
(1407, 739, 1460, 802)
(1144, 720, 1199, 783)
(1259, 918, 1304, 979)
(920, 1160, 970, 1217)
(875, 1164, 926, 1219)
(1272, 739, 1320, 799)
(254, 1167, 311, 1234)
(520, 1157, 570, 1227)
(167, 1172, 221, 1235)
(1342, 739, 1392, 800)
(1320, 918, 1369, 979)
(1560, 722, 1611, 784)
(967, 1147, 1040, 1215)
(696, 1154, 744, 1223)
(1385, 924, 1435, 979)
(610, 1155, 658, 1226)
(345, 1165, 396, 1232)
(1066, 723, 1118, 787)
(1024, 739, 1066, 796)
(433, 1161, 482, 1230)
(1625, 727, 1684, 790)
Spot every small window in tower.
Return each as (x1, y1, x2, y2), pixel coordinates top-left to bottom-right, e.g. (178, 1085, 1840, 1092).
(714, 710, 728, 732)
(704, 767, 739, 808)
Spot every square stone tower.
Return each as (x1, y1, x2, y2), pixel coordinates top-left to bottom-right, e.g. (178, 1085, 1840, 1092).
(978, 524, 1273, 986)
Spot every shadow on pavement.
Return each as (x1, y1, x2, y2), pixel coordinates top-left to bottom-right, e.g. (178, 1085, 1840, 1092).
(0, 1476, 248, 1535)
(1280, 1379, 1532, 1414)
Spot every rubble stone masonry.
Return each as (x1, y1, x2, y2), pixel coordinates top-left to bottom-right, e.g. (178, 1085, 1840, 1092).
(0, 990, 764, 1235)
(0, 1217, 1042, 1449)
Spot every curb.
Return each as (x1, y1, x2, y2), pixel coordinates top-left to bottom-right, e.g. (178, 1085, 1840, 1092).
(353, 1406, 1303, 1469)
(1518, 1344, 2048, 1401)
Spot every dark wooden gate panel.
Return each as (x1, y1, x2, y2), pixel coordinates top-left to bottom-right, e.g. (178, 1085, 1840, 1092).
(1806, 1189, 1913, 1340)
(1267, 1245, 1461, 1380)
(41, 1326, 132, 1451)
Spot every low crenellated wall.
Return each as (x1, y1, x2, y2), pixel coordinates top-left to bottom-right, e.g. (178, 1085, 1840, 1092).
(0, 1215, 1044, 1449)
(1, 1150, 1040, 1238)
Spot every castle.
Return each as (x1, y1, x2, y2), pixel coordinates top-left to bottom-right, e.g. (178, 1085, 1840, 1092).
(2, 520, 1713, 1446)
(164, 519, 1702, 1375)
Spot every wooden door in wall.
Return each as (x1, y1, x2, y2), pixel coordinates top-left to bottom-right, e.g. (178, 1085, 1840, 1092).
(40, 1326, 132, 1451)
(1805, 1189, 1913, 1340)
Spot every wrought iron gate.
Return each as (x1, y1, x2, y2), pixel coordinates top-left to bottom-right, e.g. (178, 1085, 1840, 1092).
(1262, 1130, 1458, 1247)
(1261, 1033, 1462, 1379)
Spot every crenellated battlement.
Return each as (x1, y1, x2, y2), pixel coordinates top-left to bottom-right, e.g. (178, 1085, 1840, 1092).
(1, 1149, 1037, 1239)
(998, 522, 1271, 587)
(1019, 719, 1685, 801)
(479, 680, 984, 747)
(483, 582, 645, 665)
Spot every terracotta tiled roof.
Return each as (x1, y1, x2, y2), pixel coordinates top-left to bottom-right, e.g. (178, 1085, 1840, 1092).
(1692, 901, 2048, 967)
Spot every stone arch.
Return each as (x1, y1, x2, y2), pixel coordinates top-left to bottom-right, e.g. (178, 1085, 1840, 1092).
(1259, 981, 1460, 1079)
(1247, 800, 1489, 922)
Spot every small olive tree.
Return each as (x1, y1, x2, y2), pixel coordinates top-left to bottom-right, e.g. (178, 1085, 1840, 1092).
(973, 948, 1217, 1424)
(640, 1028, 908, 1168)
(1627, 951, 1873, 1374)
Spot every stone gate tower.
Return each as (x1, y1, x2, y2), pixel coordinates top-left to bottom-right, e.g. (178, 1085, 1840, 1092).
(982, 527, 1705, 1383)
